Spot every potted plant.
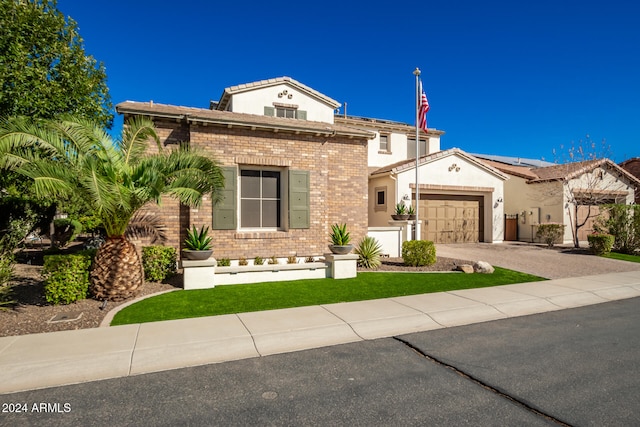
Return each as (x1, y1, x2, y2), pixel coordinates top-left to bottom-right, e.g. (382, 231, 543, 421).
(407, 205, 416, 220)
(329, 223, 353, 254)
(392, 202, 409, 220)
(182, 225, 213, 260)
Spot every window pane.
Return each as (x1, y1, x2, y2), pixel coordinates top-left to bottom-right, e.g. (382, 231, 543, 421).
(241, 170, 260, 198)
(241, 200, 261, 227)
(262, 200, 280, 227)
(276, 109, 285, 118)
(262, 171, 280, 198)
(377, 191, 385, 205)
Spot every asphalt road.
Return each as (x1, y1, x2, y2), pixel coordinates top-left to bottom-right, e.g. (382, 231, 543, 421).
(1, 297, 638, 426)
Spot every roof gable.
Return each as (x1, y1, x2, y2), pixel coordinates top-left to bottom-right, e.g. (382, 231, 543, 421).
(370, 148, 509, 180)
(529, 158, 640, 186)
(216, 77, 341, 111)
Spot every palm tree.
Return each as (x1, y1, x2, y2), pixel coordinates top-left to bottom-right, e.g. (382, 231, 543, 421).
(0, 116, 225, 301)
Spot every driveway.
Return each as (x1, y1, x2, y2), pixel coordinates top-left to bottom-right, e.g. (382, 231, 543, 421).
(435, 241, 640, 279)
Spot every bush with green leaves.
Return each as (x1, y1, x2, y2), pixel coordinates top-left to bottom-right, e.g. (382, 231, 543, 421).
(355, 236, 383, 269)
(142, 246, 177, 282)
(253, 256, 265, 266)
(329, 223, 351, 246)
(594, 204, 640, 254)
(0, 253, 15, 310)
(217, 258, 231, 267)
(535, 223, 565, 248)
(43, 251, 96, 304)
(587, 233, 615, 256)
(402, 240, 436, 267)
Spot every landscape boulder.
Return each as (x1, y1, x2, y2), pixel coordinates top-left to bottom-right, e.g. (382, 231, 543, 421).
(473, 261, 494, 274)
(456, 264, 474, 274)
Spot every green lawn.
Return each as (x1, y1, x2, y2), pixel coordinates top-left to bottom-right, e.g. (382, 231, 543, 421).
(603, 252, 640, 263)
(111, 267, 545, 326)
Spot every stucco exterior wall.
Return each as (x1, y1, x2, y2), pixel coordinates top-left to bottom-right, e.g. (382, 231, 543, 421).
(230, 84, 336, 123)
(394, 153, 506, 242)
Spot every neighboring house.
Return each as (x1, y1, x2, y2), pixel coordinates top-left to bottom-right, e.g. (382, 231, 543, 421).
(476, 156, 639, 244)
(619, 158, 640, 204)
(117, 77, 374, 260)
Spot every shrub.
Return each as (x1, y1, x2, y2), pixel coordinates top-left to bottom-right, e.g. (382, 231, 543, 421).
(287, 256, 298, 264)
(588, 233, 615, 255)
(268, 255, 279, 265)
(217, 258, 231, 267)
(594, 204, 640, 254)
(402, 240, 436, 267)
(184, 225, 212, 251)
(0, 254, 15, 310)
(355, 236, 383, 269)
(51, 218, 83, 248)
(305, 256, 316, 263)
(238, 257, 248, 266)
(43, 251, 95, 304)
(253, 256, 265, 266)
(142, 246, 177, 282)
(535, 223, 565, 248)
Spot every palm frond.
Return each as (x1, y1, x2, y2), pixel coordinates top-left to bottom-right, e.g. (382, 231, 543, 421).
(119, 116, 160, 167)
(125, 211, 168, 244)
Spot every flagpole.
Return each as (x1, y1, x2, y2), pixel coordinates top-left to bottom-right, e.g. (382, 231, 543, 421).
(413, 67, 421, 240)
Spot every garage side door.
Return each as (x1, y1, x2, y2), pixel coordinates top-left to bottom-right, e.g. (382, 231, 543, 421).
(576, 205, 601, 242)
(418, 195, 484, 243)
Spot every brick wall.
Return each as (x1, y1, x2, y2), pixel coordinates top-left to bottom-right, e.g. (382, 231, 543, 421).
(620, 159, 640, 203)
(145, 118, 368, 259)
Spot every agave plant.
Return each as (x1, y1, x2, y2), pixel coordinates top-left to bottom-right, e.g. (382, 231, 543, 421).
(355, 236, 383, 269)
(184, 225, 213, 251)
(329, 223, 351, 246)
(0, 116, 225, 301)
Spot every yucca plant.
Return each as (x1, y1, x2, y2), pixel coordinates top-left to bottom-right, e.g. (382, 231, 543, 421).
(0, 116, 225, 301)
(184, 225, 213, 251)
(355, 236, 383, 269)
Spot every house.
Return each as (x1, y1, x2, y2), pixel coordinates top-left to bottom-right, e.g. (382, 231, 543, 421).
(619, 158, 640, 204)
(475, 155, 639, 244)
(116, 76, 510, 259)
(334, 116, 508, 244)
(117, 77, 374, 260)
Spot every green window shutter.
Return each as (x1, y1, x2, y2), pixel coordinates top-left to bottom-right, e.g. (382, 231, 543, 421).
(264, 106, 275, 117)
(296, 110, 307, 120)
(213, 166, 237, 230)
(289, 170, 310, 229)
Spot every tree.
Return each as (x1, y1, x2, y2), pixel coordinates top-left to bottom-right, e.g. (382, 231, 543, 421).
(0, 116, 226, 301)
(0, 0, 114, 249)
(0, 0, 113, 126)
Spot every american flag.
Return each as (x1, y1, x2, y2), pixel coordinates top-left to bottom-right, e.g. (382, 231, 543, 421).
(418, 81, 430, 131)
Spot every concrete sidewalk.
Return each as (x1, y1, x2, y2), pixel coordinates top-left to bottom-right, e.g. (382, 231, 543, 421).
(1, 270, 640, 395)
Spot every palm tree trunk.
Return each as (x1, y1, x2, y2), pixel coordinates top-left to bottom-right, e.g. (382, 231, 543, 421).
(90, 236, 144, 301)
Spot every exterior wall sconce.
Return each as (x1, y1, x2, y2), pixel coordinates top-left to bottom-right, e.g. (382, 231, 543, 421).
(496, 197, 503, 203)
(402, 194, 410, 201)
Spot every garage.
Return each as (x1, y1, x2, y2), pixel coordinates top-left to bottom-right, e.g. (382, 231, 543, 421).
(418, 194, 484, 243)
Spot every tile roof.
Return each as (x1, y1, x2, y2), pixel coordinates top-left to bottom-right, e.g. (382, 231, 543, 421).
(116, 101, 374, 139)
(216, 76, 341, 111)
(479, 159, 539, 180)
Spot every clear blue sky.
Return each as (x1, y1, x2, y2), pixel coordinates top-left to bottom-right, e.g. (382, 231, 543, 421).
(59, 0, 639, 163)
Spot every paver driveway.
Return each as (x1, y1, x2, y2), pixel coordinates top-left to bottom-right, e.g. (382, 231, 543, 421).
(435, 241, 639, 279)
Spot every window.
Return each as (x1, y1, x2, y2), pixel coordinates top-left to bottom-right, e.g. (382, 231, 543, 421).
(264, 106, 307, 120)
(379, 134, 389, 152)
(240, 170, 281, 228)
(213, 167, 310, 231)
(276, 107, 296, 119)
(374, 186, 387, 212)
(407, 137, 427, 158)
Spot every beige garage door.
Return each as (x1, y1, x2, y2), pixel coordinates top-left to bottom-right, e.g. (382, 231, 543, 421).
(418, 195, 484, 243)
